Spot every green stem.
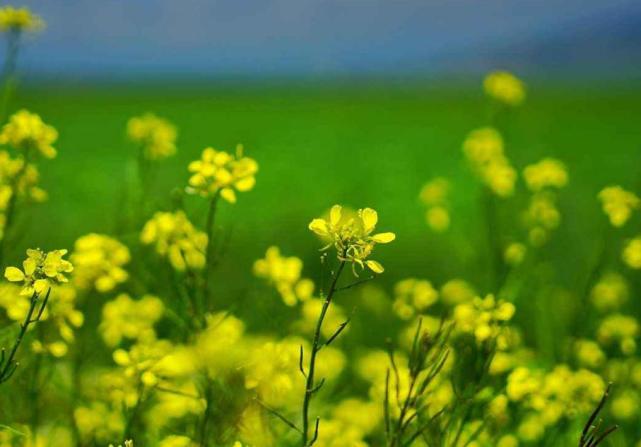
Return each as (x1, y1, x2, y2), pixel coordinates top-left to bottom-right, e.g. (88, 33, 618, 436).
(198, 380, 214, 446)
(0, 290, 40, 384)
(201, 192, 220, 312)
(301, 259, 346, 446)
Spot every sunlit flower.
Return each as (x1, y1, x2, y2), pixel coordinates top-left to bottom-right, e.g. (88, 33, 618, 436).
(309, 205, 395, 274)
(253, 246, 314, 306)
(0, 109, 57, 158)
(5, 248, 73, 296)
(483, 71, 526, 106)
(187, 145, 258, 203)
(127, 113, 177, 160)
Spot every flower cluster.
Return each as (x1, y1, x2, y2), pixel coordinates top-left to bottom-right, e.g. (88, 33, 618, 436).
(187, 145, 258, 203)
(483, 70, 526, 106)
(523, 158, 568, 192)
(599, 185, 640, 227)
(127, 113, 177, 160)
(71, 233, 130, 292)
(141, 211, 207, 271)
(0, 6, 43, 32)
(100, 294, 164, 347)
(308, 205, 395, 274)
(253, 246, 314, 306)
(4, 248, 73, 296)
(392, 278, 439, 320)
(452, 294, 515, 344)
(0, 109, 58, 158)
(463, 127, 517, 197)
(419, 177, 450, 232)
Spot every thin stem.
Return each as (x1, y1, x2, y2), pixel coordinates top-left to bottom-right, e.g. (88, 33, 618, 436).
(301, 259, 346, 446)
(202, 192, 220, 310)
(199, 380, 214, 446)
(0, 290, 41, 384)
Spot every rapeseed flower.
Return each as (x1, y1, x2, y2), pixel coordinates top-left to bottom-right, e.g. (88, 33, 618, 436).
(71, 233, 130, 292)
(523, 158, 568, 192)
(392, 278, 439, 320)
(419, 177, 451, 232)
(127, 113, 177, 160)
(599, 186, 640, 227)
(483, 71, 526, 106)
(308, 205, 395, 274)
(253, 246, 314, 306)
(4, 248, 73, 296)
(141, 211, 207, 271)
(0, 109, 57, 158)
(100, 294, 164, 347)
(590, 272, 629, 312)
(0, 6, 43, 32)
(622, 236, 641, 269)
(597, 314, 639, 355)
(187, 145, 258, 203)
(452, 294, 515, 344)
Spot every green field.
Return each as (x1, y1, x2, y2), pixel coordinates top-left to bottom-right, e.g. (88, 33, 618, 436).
(10, 82, 641, 340)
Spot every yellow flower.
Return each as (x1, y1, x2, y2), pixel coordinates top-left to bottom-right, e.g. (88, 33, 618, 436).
(599, 185, 640, 227)
(71, 233, 130, 292)
(141, 211, 207, 271)
(452, 294, 515, 344)
(483, 71, 526, 106)
(597, 313, 639, 355)
(253, 246, 314, 306)
(590, 272, 628, 313)
(523, 158, 568, 192)
(623, 236, 641, 269)
(187, 145, 258, 203)
(462, 127, 516, 197)
(392, 278, 438, 320)
(0, 109, 57, 159)
(127, 113, 177, 160)
(100, 294, 164, 347)
(504, 242, 526, 266)
(158, 435, 194, 447)
(308, 205, 395, 274)
(0, 150, 46, 206)
(5, 248, 73, 296)
(0, 6, 43, 32)
(574, 339, 605, 369)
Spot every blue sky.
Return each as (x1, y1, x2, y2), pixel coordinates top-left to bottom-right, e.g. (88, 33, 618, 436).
(6, 0, 641, 79)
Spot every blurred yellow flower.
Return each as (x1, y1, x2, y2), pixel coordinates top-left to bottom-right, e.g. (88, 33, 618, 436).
(597, 313, 639, 355)
(127, 113, 177, 160)
(0, 109, 58, 158)
(309, 205, 395, 274)
(141, 211, 207, 271)
(523, 158, 568, 192)
(453, 294, 515, 344)
(187, 145, 258, 203)
(100, 294, 164, 347)
(392, 278, 438, 320)
(590, 272, 628, 313)
(599, 185, 640, 227)
(253, 246, 314, 306)
(463, 127, 517, 197)
(0, 6, 43, 32)
(71, 233, 130, 292)
(484, 71, 526, 106)
(623, 236, 641, 269)
(5, 248, 73, 296)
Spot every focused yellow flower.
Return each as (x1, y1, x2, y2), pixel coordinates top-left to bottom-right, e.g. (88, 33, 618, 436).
(71, 233, 130, 292)
(309, 205, 395, 274)
(0, 6, 43, 32)
(0, 109, 58, 158)
(141, 211, 207, 271)
(599, 185, 640, 227)
(523, 158, 568, 192)
(483, 71, 526, 106)
(187, 145, 258, 203)
(127, 113, 177, 160)
(5, 248, 73, 296)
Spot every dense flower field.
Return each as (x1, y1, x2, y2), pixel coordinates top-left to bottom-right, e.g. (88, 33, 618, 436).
(0, 5, 638, 447)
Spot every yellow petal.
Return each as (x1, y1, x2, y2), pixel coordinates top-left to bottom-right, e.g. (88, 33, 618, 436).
(330, 205, 342, 226)
(34, 279, 49, 294)
(23, 258, 36, 276)
(365, 260, 384, 274)
(4, 267, 25, 282)
(371, 232, 396, 243)
(234, 176, 255, 192)
(220, 187, 237, 203)
(308, 218, 329, 236)
(360, 208, 378, 233)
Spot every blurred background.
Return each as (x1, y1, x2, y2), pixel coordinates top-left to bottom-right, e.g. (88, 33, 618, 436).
(2, 0, 641, 329)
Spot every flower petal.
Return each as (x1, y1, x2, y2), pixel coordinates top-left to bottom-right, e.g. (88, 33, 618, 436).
(360, 208, 378, 233)
(330, 205, 342, 226)
(4, 267, 25, 282)
(365, 260, 384, 274)
(308, 218, 329, 236)
(371, 232, 396, 243)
